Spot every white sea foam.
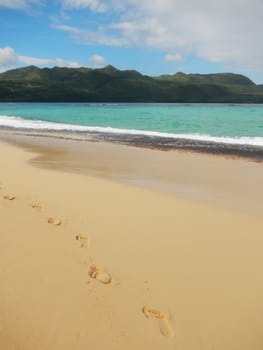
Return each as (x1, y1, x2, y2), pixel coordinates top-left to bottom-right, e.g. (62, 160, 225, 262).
(0, 114, 263, 147)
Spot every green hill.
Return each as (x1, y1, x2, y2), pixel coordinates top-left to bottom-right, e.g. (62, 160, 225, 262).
(0, 65, 263, 103)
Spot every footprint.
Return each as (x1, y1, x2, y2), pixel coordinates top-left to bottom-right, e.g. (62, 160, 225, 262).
(31, 202, 43, 210)
(48, 217, 62, 226)
(75, 234, 90, 248)
(3, 195, 16, 201)
(88, 265, 112, 284)
(142, 305, 174, 338)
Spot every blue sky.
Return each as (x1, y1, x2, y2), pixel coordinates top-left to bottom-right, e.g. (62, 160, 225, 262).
(0, 0, 262, 83)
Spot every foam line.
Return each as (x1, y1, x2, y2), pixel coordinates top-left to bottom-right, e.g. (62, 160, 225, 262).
(0, 115, 263, 147)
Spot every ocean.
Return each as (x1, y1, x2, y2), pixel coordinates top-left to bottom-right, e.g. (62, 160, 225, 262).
(0, 103, 263, 160)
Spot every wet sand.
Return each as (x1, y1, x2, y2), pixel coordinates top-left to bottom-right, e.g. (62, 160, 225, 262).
(0, 134, 263, 350)
(1, 131, 263, 215)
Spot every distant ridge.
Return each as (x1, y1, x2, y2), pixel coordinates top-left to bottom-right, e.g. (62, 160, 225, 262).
(0, 65, 263, 102)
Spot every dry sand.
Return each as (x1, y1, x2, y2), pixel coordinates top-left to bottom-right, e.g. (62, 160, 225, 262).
(0, 137, 263, 350)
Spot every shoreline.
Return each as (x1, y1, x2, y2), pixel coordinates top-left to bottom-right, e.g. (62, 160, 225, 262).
(0, 125, 263, 162)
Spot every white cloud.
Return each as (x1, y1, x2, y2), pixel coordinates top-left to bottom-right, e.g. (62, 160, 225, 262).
(0, 47, 18, 66)
(0, 46, 82, 71)
(62, 0, 106, 12)
(54, 24, 128, 46)
(56, 0, 263, 74)
(89, 54, 105, 66)
(18, 55, 81, 68)
(164, 54, 183, 63)
(0, 0, 42, 9)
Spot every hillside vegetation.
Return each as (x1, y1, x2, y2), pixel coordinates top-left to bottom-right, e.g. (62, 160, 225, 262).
(0, 65, 263, 102)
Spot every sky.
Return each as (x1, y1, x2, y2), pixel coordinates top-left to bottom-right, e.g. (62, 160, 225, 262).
(0, 0, 263, 83)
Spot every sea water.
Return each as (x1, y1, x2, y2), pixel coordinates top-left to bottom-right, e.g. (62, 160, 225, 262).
(0, 103, 263, 157)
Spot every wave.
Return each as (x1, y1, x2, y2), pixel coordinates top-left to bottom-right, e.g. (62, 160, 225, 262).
(0, 114, 263, 147)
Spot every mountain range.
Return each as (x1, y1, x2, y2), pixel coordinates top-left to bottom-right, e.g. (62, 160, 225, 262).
(0, 65, 263, 103)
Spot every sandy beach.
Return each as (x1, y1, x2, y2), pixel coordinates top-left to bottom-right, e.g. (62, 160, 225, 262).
(0, 135, 263, 350)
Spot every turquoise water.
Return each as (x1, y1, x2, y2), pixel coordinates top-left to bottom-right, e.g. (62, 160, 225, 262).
(0, 103, 263, 146)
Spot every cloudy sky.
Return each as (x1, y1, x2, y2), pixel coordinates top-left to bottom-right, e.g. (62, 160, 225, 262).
(0, 0, 262, 82)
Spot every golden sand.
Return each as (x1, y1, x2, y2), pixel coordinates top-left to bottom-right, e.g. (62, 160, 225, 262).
(0, 138, 263, 350)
